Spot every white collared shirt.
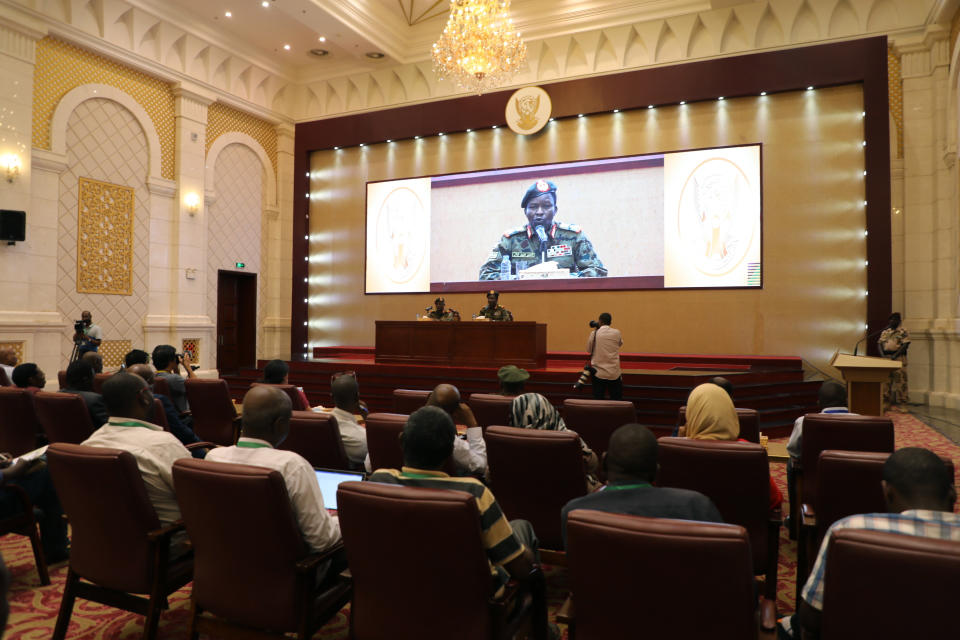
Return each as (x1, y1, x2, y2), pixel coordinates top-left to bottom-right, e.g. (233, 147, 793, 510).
(330, 407, 368, 466)
(82, 416, 192, 527)
(206, 437, 341, 553)
(363, 426, 488, 475)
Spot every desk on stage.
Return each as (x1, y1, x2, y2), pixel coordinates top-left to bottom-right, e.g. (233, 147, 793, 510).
(375, 320, 547, 369)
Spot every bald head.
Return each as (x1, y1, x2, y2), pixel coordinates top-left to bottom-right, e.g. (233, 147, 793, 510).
(605, 424, 659, 484)
(241, 385, 292, 446)
(126, 364, 155, 386)
(80, 351, 103, 374)
(331, 373, 359, 410)
(431, 384, 461, 414)
(0, 347, 16, 367)
(101, 372, 151, 419)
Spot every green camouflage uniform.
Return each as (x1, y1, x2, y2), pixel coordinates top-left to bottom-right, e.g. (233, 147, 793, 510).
(879, 327, 910, 404)
(477, 305, 513, 322)
(427, 308, 460, 321)
(478, 222, 607, 280)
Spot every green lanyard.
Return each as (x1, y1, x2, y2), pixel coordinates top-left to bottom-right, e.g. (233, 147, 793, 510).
(236, 441, 270, 449)
(605, 483, 650, 491)
(111, 420, 152, 429)
(401, 471, 440, 479)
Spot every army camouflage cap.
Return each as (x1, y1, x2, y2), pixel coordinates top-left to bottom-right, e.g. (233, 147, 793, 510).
(521, 179, 557, 209)
(487, 290, 499, 298)
(498, 365, 530, 384)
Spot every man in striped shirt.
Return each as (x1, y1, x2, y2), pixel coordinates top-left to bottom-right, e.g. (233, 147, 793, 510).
(368, 406, 538, 596)
(783, 447, 960, 639)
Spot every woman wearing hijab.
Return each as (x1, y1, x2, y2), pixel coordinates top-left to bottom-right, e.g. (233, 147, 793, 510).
(510, 392, 600, 490)
(682, 383, 783, 509)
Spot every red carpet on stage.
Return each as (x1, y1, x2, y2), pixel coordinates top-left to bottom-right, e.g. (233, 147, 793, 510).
(2, 411, 957, 638)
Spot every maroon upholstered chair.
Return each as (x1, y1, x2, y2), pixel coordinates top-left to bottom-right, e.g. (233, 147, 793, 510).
(47, 443, 193, 640)
(656, 437, 780, 629)
(336, 481, 547, 640)
(795, 450, 954, 607)
(0, 482, 51, 585)
(0, 387, 42, 456)
(151, 376, 172, 399)
(56, 369, 67, 390)
(561, 399, 636, 457)
(92, 372, 112, 394)
(33, 391, 95, 444)
(150, 398, 169, 430)
(392, 389, 430, 414)
(251, 382, 309, 411)
(484, 426, 587, 550)
(467, 393, 515, 432)
(184, 379, 240, 446)
(0, 367, 12, 387)
(819, 529, 960, 639)
(172, 459, 351, 640)
(793, 414, 894, 552)
(279, 410, 352, 471)
(365, 412, 408, 471)
(676, 406, 761, 443)
(562, 511, 757, 639)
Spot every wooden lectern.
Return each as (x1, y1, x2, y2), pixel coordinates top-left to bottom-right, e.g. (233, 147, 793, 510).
(829, 352, 902, 416)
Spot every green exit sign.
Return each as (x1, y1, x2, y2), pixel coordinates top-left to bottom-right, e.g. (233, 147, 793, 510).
(235, 262, 246, 269)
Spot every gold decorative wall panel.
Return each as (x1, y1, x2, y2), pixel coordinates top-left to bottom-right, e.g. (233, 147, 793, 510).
(77, 177, 135, 295)
(206, 102, 277, 178)
(181, 339, 200, 366)
(32, 37, 176, 179)
(99, 340, 132, 369)
(0, 342, 25, 365)
(888, 46, 903, 160)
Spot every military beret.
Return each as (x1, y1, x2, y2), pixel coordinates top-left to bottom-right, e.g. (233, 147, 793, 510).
(434, 297, 445, 305)
(521, 179, 557, 209)
(487, 290, 499, 297)
(498, 365, 530, 384)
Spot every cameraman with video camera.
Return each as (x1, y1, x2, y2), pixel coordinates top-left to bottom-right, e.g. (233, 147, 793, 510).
(585, 312, 623, 400)
(73, 310, 102, 358)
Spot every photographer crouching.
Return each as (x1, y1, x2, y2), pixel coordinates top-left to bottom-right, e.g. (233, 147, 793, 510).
(585, 312, 623, 400)
(72, 310, 102, 361)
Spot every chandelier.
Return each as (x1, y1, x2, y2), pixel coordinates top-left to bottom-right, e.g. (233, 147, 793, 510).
(431, 0, 527, 95)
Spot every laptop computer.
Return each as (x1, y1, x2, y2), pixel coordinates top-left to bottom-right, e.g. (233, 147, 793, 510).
(314, 468, 365, 510)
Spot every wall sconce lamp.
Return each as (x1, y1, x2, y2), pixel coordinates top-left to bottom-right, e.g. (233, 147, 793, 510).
(184, 191, 200, 215)
(1, 154, 21, 182)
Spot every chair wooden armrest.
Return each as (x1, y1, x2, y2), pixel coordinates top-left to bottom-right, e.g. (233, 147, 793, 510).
(186, 441, 218, 451)
(800, 503, 816, 527)
(556, 594, 574, 625)
(145, 520, 186, 544)
(295, 542, 345, 575)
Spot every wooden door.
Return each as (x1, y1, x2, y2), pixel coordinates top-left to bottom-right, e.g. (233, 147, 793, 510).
(217, 271, 256, 373)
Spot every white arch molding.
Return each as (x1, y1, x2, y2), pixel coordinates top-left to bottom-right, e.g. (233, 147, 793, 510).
(49, 83, 164, 182)
(205, 133, 278, 209)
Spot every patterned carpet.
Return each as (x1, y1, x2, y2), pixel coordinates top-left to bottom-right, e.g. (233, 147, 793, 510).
(2, 411, 957, 638)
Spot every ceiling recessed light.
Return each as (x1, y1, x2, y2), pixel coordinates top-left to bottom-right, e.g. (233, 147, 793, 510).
(359, 143, 365, 147)
(647, 105, 653, 109)
(309, 49, 329, 57)
(261, 1, 268, 7)
(679, 101, 686, 105)
(760, 91, 767, 96)
(438, 132, 444, 136)
(613, 109, 619, 113)
(492, 125, 497, 129)
(366, 52, 385, 59)
(333, 146, 339, 150)
(807, 86, 814, 91)
(318, 36, 326, 42)
(283, 44, 291, 51)
(386, 139, 392, 143)
(466, 128, 472, 132)
(718, 96, 724, 101)
(414, 135, 420, 139)
(224, 11, 232, 17)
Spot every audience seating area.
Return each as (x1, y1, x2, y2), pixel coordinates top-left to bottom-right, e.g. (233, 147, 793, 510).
(2, 366, 958, 639)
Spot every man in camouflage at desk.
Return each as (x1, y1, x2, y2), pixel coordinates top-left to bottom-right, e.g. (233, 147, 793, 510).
(477, 290, 513, 322)
(478, 179, 607, 280)
(426, 297, 460, 321)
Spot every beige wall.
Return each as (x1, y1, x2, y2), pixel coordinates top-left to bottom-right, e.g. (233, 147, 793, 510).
(308, 85, 868, 371)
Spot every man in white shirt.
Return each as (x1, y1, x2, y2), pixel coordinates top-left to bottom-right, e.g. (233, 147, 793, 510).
(74, 310, 102, 357)
(82, 372, 192, 554)
(588, 312, 623, 400)
(207, 386, 343, 566)
(0, 345, 16, 383)
(329, 373, 367, 468)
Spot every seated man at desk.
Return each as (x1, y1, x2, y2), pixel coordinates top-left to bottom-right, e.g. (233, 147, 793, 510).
(476, 290, 513, 322)
(425, 297, 460, 321)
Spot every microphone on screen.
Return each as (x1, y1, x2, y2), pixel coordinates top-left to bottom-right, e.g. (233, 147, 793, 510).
(535, 225, 548, 244)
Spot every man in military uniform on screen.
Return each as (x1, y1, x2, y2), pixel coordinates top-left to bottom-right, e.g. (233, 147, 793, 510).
(426, 297, 460, 321)
(477, 290, 513, 322)
(478, 179, 607, 280)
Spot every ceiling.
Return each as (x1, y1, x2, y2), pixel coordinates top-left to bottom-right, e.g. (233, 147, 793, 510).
(137, 0, 730, 82)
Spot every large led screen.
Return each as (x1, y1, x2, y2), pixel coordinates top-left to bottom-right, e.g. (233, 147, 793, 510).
(365, 144, 761, 293)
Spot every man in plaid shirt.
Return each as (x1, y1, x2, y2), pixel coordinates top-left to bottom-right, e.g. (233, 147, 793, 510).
(783, 447, 960, 639)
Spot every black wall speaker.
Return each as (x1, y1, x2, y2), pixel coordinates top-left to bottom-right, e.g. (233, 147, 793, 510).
(0, 210, 26, 242)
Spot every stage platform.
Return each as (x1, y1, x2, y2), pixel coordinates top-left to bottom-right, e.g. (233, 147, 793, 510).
(221, 347, 822, 438)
